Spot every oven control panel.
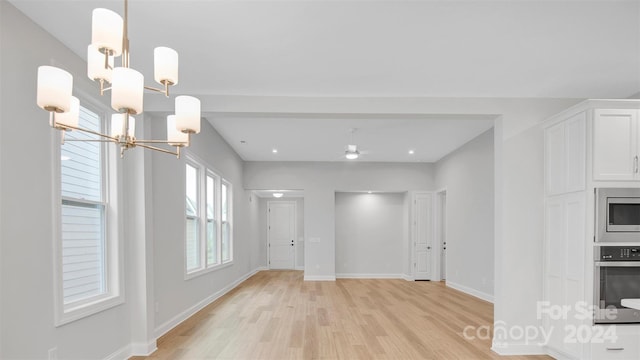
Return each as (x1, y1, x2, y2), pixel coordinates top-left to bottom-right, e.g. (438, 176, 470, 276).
(599, 246, 640, 261)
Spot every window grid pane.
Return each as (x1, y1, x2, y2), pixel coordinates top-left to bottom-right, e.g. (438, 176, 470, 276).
(186, 217, 200, 271)
(60, 106, 106, 305)
(206, 175, 218, 266)
(61, 201, 105, 304)
(221, 182, 231, 262)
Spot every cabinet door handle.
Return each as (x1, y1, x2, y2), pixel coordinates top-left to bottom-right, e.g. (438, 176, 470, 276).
(635, 155, 639, 174)
(606, 347, 624, 351)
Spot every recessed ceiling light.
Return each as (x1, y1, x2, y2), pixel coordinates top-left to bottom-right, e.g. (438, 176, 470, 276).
(408, 150, 415, 155)
(272, 148, 278, 153)
(273, 192, 284, 198)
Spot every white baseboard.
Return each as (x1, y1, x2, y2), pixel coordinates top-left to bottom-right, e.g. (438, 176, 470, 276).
(130, 339, 157, 357)
(303, 275, 336, 281)
(491, 343, 546, 356)
(446, 281, 494, 303)
(154, 267, 263, 339)
(255, 266, 268, 271)
(402, 274, 414, 281)
(544, 346, 577, 360)
(103, 344, 131, 360)
(336, 273, 403, 279)
(295, 266, 304, 270)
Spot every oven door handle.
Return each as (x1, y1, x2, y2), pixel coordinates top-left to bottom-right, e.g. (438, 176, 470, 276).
(595, 261, 640, 267)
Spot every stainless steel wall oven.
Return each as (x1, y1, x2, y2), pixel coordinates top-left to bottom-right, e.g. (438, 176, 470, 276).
(594, 246, 640, 324)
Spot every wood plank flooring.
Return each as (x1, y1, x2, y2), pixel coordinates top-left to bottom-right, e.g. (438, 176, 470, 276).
(135, 271, 550, 360)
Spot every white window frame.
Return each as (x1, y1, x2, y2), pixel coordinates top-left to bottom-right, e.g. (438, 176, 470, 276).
(221, 179, 233, 264)
(184, 153, 233, 279)
(52, 95, 124, 326)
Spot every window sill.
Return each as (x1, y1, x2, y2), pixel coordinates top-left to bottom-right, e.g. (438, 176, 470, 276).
(55, 293, 124, 327)
(185, 261, 234, 281)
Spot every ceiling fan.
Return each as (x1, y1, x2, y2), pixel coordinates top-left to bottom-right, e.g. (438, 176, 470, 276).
(343, 128, 369, 160)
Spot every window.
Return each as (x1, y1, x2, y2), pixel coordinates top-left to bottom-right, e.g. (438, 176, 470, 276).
(55, 103, 122, 325)
(185, 163, 200, 271)
(221, 180, 232, 263)
(185, 155, 233, 277)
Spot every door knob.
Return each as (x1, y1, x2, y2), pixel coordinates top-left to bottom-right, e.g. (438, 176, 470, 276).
(427, 246, 431, 250)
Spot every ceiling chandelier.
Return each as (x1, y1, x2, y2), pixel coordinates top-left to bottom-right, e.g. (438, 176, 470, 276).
(36, 0, 200, 158)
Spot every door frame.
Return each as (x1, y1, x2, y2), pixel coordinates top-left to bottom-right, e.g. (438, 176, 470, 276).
(267, 200, 297, 269)
(411, 191, 434, 280)
(435, 188, 447, 281)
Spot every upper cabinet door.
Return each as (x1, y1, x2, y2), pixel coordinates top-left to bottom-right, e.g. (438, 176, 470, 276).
(593, 109, 639, 181)
(545, 112, 586, 195)
(545, 122, 566, 195)
(565, 113, 586, 192)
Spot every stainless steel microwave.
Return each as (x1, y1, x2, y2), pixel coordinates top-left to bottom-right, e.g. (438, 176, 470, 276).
(596, 188, 640, 242)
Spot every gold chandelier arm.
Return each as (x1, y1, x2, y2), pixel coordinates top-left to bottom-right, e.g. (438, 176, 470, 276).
(62, 139, 114, 142)
(60, 123, 118, 142)
(136, 143, 181, 158)
(135, 139, 184, 144)
(144, 81, 170, 97)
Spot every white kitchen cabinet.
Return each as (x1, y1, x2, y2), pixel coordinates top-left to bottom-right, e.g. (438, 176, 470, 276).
(590, 325, 640, 360)
(543, 100, 640, 360)
(545, 112, 586, 195)
(593, 109, 640, 181)
(544, 192, 586, 359)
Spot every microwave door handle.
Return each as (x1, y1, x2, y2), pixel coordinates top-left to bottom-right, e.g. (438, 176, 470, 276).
(595, 261, 640, 267)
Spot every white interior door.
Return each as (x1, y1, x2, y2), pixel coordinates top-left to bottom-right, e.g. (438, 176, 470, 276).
(268, 201, 296, 269)
(413, 192, 433, 280)
(439, 192, 447, 281)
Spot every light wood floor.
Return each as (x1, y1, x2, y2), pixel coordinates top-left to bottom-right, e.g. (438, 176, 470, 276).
(135, 271, 550, 359)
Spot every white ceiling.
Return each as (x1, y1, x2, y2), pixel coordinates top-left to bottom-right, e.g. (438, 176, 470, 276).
(210, 113, 494, 162)
(10, 0, 640, 162)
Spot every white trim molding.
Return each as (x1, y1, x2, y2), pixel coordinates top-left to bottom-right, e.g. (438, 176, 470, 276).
(402, 274, 414, 281)
(446, 281, 494, 303)
(303, 275, 336, 281)
(103, 344, 132, 360)
(336, 273, 404, 279)
(491, 343, 546, 356)
(130, 340, 158, 357)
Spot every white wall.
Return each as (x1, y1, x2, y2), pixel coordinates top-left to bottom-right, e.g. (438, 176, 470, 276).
(0, 2, 262, 358)
(258, 197, 304, 269)
(493, 123, 546, 351)
(244, 162, 435, 280)
(335, 192, 405, 277)
(0, 2, 131, 358)
(150, 114, 258, 337)
(435, 128, 494, 300)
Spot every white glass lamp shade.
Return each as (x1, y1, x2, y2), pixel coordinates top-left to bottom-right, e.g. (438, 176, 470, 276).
(111, 114, 135, 138)
(91, 8, 123, 56)
(87, 45, 113, 82)
(55, 96, 80, 128)
(167, 115, 189, 146)
(175, 96, 201, 134)
(345, 152, 359, 160)
(111, 67, 144, 114)
(154, 47, 179, 85)
(37, 66, 73, 112)
(273, 193, 284, 198)
(345, 145, 359, 160)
